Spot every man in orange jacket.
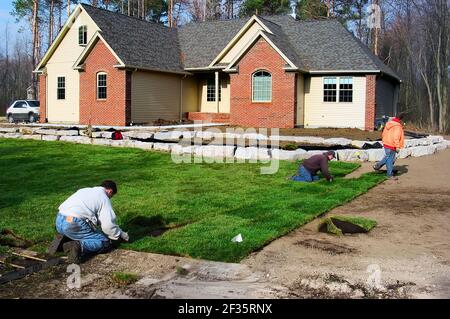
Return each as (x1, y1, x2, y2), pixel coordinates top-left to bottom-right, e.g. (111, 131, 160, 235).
(373, 113, 405, 179)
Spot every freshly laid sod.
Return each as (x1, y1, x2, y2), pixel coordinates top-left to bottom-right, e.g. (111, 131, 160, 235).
(111, 272, 139, 286)
(318, 215, 378, 235)
(0, 139, 385, 262)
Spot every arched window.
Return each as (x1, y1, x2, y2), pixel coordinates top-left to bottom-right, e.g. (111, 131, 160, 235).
(252, 71, 272, 102)
(78, 25, 87, 46)
(97, 73, 107, 100)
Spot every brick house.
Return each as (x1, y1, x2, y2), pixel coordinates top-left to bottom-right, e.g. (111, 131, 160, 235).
(35, 4, 401, 130)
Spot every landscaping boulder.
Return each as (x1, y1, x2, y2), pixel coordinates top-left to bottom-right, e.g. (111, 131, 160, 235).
(435, 142, 448, 152)
(172, 145, 198, 155)
(0, 127, 19, 133)
(21, 134, 42, 140)
(92, 138, 111, 146)
(269, 135, 297, 143)
(42, 135, 59, 141)
(36, 129, 58, 135)
(271, 149, 299, 161)
(110, 140, 127, 147)
(122, 131, 153, 140)
(180, 130, 196, 139)
(234, 147, 271, 161)
(3, 133, 22, 139)
(195, 131, 222, 140)
(154, 131, 183, 141)
(336, 149, 369, 162)
(129, 140, 153, 150)
(366, 149, 385, 162)
(56, 130, 79, 136)
(91, 131, 113, 139)
(59, 136, 91, 144)
(404, 138, 438, 148)
(295, 149, 309, 160)
(195, 145, 235, 159)
(293, 136, 326, 145)
(410, 145, 437, 157)
(19, 127, 39, 135)
(398, 148, 412, 159)
(242, 133, 268, 140)
(427, 135, 444, 144)
(153, 142, 173, 152)
(418, 138, 432, 146)
(323, 138, 352, 146)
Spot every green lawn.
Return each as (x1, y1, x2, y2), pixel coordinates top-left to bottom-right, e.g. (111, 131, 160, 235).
(0, 139, 385, 262)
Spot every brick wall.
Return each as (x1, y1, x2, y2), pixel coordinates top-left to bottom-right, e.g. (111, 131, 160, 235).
(79, 40, 129, 126)
(229, 37, 296, 128)
(39, 74, 47, 123)
(365, 75, 377, 131)
(187, 112, 230, 123)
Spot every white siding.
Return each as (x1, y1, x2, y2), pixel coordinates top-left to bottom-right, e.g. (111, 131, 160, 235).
(45, 9, 99, 123)
(304, 76, 366, 129)
(131, 71, 182, 124)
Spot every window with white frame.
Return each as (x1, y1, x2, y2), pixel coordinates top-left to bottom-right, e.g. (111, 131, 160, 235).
(252, 71, 272, 102)
(207, 78, 221, 102)
(323, 77, 354, 103)
(323, 77, 337, 102)
(79, 25, 87, 46)
(57, 77, 65, 100)
(339, 77, 353, 102)
(97, 73, 107, 99)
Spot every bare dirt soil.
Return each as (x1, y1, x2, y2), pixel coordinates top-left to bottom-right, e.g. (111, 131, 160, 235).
(1, 150, 449, 299)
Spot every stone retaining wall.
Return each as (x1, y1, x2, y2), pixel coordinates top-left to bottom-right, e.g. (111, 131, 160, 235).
(1, 126, 448, 163)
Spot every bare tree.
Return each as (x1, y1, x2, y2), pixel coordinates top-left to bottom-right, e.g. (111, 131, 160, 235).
(48, 0, 55, 49)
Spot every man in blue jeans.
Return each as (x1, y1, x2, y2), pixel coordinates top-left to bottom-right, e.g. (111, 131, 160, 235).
(48, 180, 129, 263)
(373, 113, 405, 180)
(291, 151, 335, 182)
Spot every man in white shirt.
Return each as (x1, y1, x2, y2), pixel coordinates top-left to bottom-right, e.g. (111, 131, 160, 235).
(48, 180, 129, 263)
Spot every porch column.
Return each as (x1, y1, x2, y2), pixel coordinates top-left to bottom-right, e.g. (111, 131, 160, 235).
(215, 71, 219, 113)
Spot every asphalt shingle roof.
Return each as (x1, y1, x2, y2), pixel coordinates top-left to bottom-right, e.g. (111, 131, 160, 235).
(81, 4, 400, 81)
(82, 4, 184, 73)
(262, 16, 400, 80)
(177, 18, 248, 69)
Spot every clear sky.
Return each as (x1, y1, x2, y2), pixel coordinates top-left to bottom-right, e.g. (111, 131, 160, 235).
(0, 1, 29, 53)
(0, 1, 23, 32)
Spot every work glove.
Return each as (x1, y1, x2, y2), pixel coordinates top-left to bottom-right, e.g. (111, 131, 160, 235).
(396, 148, 400, 153)
(120, 231, 129, 242)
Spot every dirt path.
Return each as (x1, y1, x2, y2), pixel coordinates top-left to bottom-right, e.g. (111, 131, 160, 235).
(244, 149, 450, 298)
(1, 150, 449, 299)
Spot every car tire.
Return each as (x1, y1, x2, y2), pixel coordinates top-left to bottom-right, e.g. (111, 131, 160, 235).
(28, 113, 36, 123)
(7, 114, 14, 123)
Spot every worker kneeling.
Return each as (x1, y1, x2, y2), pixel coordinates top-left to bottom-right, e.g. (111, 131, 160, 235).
(291, 151, 335, 182)
(48, 180, 129, 263)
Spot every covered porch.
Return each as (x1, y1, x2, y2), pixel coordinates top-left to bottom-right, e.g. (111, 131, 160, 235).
(183, 70, 231, 123)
